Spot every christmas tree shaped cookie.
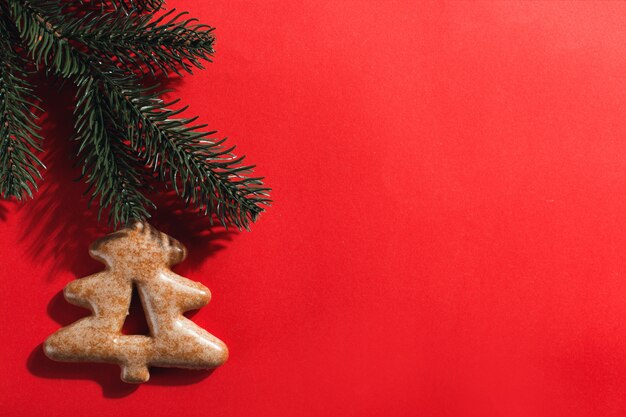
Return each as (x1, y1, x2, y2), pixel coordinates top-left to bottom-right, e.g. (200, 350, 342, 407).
(44, 222, 228, 383)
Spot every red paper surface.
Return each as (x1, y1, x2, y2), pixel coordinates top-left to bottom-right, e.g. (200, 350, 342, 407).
(2, 1, 626, 416)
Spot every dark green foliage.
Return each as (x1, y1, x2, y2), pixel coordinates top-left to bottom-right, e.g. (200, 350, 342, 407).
(74, 74, 154, 224)
(0, 5, 45, 200)
(0, 0, 270, 229)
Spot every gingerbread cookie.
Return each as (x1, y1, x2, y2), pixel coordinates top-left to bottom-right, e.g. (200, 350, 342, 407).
(44, 222, 228, 383)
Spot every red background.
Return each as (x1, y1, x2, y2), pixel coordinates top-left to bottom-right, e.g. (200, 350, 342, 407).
(2, 1, 626, 416)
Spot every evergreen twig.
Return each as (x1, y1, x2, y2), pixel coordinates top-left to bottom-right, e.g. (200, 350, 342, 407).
(0, 7, 45, 200)
(0, 0, 270, 229)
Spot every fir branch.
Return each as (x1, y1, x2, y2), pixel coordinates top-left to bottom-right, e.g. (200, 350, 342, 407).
(107, 77, 271, 228)
(74, 75, 154, 226)
(88, 63, 270, 228)
(17, 2, 268, 228)
(0, 11, 45, 200)
(53, 8, 215, 76)
(12, 1, 213, 76)
(9, 0, 90, 77)
(87, 0, 165, 13)
(5, 0, 270, 229)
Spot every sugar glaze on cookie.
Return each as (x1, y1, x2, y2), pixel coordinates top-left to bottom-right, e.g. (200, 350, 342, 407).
(44, 222, 228, 383)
